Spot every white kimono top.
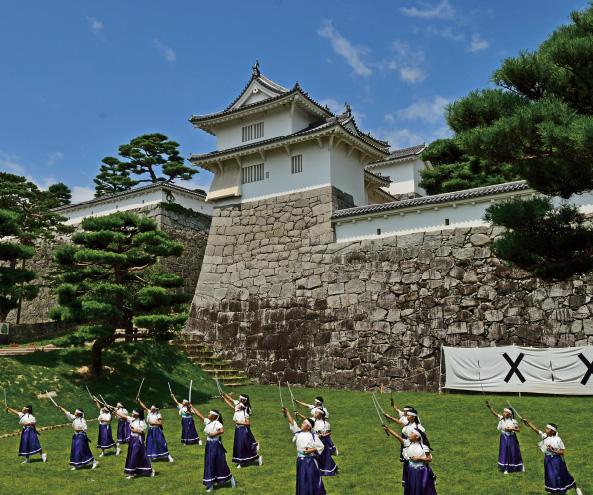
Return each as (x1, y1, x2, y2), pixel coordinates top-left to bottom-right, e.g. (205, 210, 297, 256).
(66, 413, 87, 432)
(233, 409, 250, 425)
(127, 417, 147, 438)
(290, 422, 325, 456)
(18, 412, 36, 428)
(313, 419, 331, 435)
(178, 404, 191, 416)
(116, 407, 128, 419)
(402, 422, 425, 439)
(146, 411, 162, 427)
(497, 415, 519, 435)
(538, 431, 565, 455)
(98, 411, 111, 425)
(203, 418, 223, 441)
(403, 439, 431, 467)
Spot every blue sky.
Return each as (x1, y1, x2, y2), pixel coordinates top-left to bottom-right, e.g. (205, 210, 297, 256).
(0, 1, 587, 202)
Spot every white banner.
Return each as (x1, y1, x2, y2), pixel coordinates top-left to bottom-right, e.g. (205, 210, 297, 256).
(443, 346, 593, 395)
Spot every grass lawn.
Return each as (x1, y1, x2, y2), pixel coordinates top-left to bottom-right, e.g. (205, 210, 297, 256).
(1, 346, 592, 494)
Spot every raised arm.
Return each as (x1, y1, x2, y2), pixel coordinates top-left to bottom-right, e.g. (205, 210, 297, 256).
(384, 413, 404, 425)
(5, 407, 19, 416)
(136, 397, 149, 412)
(113, 410, 128, 420)
(189, 404, 205, 422)
(392, 402, 402, 415)
(293, 399, 308, 408)
(521, 418, 540, 434)
(295, 411, 308, 420)
(485, 401, 499, 418)
(283, 408, 296, 426)
(221, 395, 235, 410)
(93, 398, 102, 410)
(382, 425, 405, 445)
(170, 394, 180, 406)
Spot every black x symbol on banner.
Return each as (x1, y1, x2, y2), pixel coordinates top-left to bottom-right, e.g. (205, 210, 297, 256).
(578, 353, 593, 385)
(503, 353, 526, 383)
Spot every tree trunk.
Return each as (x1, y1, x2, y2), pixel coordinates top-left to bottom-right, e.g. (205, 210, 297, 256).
(124, 308, 134, 342)
(91, 333, 117, 378)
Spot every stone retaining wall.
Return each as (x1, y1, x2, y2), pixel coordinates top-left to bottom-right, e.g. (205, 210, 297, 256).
(185, 186, 593, 392)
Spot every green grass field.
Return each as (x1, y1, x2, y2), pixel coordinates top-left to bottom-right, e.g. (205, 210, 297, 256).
(1, 345, 592, 494)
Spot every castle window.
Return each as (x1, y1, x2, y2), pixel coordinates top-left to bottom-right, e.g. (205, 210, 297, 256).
(291, 154, 303, 174)
(242, 163, 264, 184)
(242, 122, 264, 142)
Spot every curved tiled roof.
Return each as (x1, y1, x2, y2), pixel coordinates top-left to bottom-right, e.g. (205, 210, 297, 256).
(331, 181, 529, 219)
(190, 113, 390, 162)
(368, 143, 426, 166)
(52, 183, 206, 212)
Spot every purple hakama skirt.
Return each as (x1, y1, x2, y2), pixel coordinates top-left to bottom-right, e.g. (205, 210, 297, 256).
(146, 427, 169, 459)
(181, 416, 200, 445)
(405, 463, 437, 495)
(325, 434, 337, 454)
(318, 437, 338, 476)
(124, 435, 153, 476)
(498, 433, 523, 472)
(232, 425, 259, 465)
(117, 419, 131, 444)
(544, 455, 576, 494)
(19, 427, 42, 457)
(97, 424, 116, 450)
(203, 439, 232, 487)
(296, 456, 327, 495)
(70, 433, 94, 467)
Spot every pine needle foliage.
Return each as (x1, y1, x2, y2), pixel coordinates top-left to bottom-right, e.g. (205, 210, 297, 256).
(49, 212, 191, 377)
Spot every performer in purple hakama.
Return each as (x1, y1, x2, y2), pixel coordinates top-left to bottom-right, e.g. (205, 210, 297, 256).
(58, 406, 99, 470)
(221, 393, 262, 468)
(486, 401, 524, 474)
(136, 397, 174, 462)
(5, 404, 47, 463)
(283, 408, 326, 495)
(384, 407, 427, 487)
(113, 407, 155, 479)
(92, 398, 116, 457)
(171, 393, 202, 445)
(383, 424, 437, 495)
(190, 404, 236, 492)
(522, 419, 582, 495)
(109, 402, 131, 455)
(310, 408, 338, 476)
(293, 395, 337, 456)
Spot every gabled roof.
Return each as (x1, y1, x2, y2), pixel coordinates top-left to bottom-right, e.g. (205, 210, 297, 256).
(189, 111, 391, 164)
(52, 183, 206, 213)
(368, 143, 426, 167)
(364, 169, 391, 186)
(331, 180, 529, 220)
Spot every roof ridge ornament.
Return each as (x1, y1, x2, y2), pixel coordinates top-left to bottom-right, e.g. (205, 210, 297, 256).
(344, 102, 352, 115)
(252, 60, 260, 77)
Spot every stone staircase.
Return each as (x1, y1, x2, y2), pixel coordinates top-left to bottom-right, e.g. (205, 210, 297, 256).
(173, 339, 251, 388)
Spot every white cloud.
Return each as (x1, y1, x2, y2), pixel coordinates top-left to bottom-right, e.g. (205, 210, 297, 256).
(469, 33, 490, 52)
(400, 0, 455, 19)
(397, 96, 450, 123)
(37, 177, 56, 190)
(46, 151, 64, 167)
(380, 128, 425, 150)
(72, 186, 95, 203)
(317, 20, 372, 76)
(318, 98, 343, 114)
(154, 39, 177, 64)
(0, 151, 25, 174)
(426, 26, 464, 41)
(86, 16, 104, 36)
(388, 42, 427, 83)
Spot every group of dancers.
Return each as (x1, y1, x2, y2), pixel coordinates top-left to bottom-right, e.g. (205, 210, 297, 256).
(6, 389, 586, 495)
(485, 401, 582, 495)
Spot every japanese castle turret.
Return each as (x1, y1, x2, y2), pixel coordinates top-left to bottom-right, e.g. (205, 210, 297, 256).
(189, 62, 395, 207)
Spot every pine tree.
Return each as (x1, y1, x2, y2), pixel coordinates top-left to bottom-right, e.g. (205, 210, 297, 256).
(49, 212, 190, 377)
(0, 210, 37, 321)
(444, 4, 593, 279)
(93, 133, 198, 197)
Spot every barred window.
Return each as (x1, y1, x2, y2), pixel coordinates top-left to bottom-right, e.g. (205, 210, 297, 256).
(242, 122, 264, 142)
(242, 163, 264, 184)
(291, 154, 303, 174)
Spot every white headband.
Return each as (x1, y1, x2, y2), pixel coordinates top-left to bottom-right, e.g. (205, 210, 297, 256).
(151, 405, 158, 410)
(182, 399, 188, 404)
(75, 409, 83, 415)
(547, 424, 557, 432)
(240, 395, 247, 400)
(312, 407, 324, 416)
(403, 407, 413, 411)
(209, 410, 219, 418)
(406, 411, 417, 417)
(504, 408, 512, 414)
(117, 403, 124, 408)
(132, 409, 141, 415)
(410, 428, 423, 439)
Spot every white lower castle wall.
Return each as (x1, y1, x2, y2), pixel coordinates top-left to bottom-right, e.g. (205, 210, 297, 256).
(333, 190, 593, 242)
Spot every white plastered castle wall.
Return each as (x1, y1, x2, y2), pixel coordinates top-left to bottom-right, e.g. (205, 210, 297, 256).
(369, 156, 429, 197)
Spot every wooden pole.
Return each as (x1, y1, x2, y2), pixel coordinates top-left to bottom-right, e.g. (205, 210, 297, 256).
(381, 383, 383, 394)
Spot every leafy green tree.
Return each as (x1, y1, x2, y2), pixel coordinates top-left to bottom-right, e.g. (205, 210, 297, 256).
(0, 210, 37, 321)
(49, 212, 190, 377)
(419, 139, 521, 195)
(47, 183, 72, 208)
(443, 4, 593, 279)
(93, 133, 198, 197)
(0, 173, 73, 321)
